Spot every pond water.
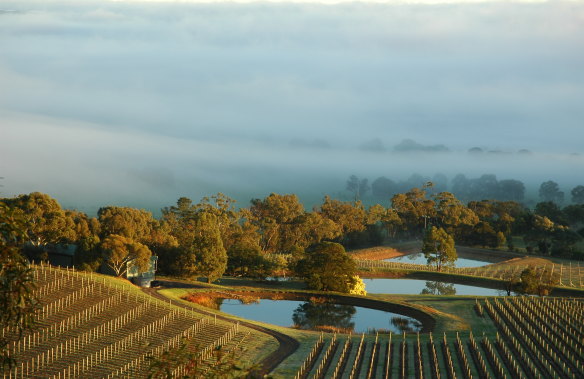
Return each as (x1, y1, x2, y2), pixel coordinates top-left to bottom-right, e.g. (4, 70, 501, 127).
(385, 253, 491, 267)
(364, 278, 504, 296)
(219, 298, 422, 334)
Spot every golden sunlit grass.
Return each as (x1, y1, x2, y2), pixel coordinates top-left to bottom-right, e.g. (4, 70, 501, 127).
(348, 246, 405, 260)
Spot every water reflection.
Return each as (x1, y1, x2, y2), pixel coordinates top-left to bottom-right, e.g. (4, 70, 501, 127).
(364, 278, 503, 296)
(391, 317, 423, 333)
(292, 301, 356, 333)
(405, 253, 425, 262)
(219, 297, 424, 333)
(420, 281, 456, 296)
(386, 254, 491, 268)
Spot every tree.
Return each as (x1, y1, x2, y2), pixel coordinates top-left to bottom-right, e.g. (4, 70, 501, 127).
(469, 174, 500, 200)
(349, 276, 367, 295)
(391, 187, 435, 236)
(0, 203, 38, 370)
(571, 185, 584, 204)
(191, 212, 227, 283)
(249, 193, 305, 254)
(539, 180, 564, 203)
(68, 210, 102, 271)
(451, 174, 470, 201)
(194, 193, 241, 252)
(422, 227, 457, 271)
(500, 270, 521, 296)
(295, 242, 358, 293)
(2, 192, 75, 247)
(563, 204, 584, 227)
(431, 173, 449, 193)
(379, 208, 402, 240)
(161, 197, 198, 248)
(462, 221, 499, 248)
(318, 196, 366, 237)
(346, 175, 369, 200)
(498, 179, 525, 202)
(101, 234, 152, 277)
(98, 206, 157, 244)
(534, 201, 566, 225)
(371, 177, 396, 198)
(358, 178, 370, 199)
(226, 241, 274, 279)
(433, 192, 478, 233)
(514, 267, 557, 296)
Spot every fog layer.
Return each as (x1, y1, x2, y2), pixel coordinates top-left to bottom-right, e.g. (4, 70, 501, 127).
(1, 1, 583, 213)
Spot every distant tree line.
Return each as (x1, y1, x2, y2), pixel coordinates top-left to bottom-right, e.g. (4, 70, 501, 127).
(348, 173, 584, 206)
(1, 186, 583, 289)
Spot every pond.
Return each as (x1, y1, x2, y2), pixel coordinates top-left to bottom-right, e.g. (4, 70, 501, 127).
(364, 278, 504, 296)
(385, 253, 491, 267)
(218, 298, 422, 334)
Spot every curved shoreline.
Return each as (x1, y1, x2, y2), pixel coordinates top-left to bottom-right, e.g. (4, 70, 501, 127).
(183, 288, 436, 334)
(357, 269, 584, 297)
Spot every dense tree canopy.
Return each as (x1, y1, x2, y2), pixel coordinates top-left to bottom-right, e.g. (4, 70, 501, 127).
(539, 180, 564, 203)
(318, 196, 366, 236)
(391, 187, 435, 236)
(2, 192, 75, 246)
(98, 206, 157, 243)
(101, 234, 152, 277)
(295, 242, 358, 293)
(2, 182, 583, 292)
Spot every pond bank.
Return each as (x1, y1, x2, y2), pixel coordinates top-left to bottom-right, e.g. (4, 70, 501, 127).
(181, 288, 436, 333)
(357, 270, 584, 297)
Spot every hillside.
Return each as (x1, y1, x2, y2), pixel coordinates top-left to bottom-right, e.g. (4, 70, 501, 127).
(2, 264, 276, 378)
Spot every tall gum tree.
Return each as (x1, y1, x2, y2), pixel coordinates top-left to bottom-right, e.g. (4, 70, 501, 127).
(101, 234, 152, 277)
(191, 212, 227, 283)
(422, 226, 457, 272)
(2, 192, 75, 247)
(249, 193, 305, 254)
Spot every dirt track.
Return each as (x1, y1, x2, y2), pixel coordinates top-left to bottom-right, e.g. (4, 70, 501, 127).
(142, 280, 299, 377)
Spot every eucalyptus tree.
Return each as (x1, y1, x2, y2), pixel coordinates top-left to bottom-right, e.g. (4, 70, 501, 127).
(190, 212, 227, 283)
(98, 206, 156, 243)
(318, 196, 366, 238)
(391, 187, 435, 236)
(422, 226, 457, 271)
(433, 192, 478, 236)
(101, 234, 152, 277)
(2, 192, 76, 247)
(249, 193, 305, 254)
(539, 180, 564, 203)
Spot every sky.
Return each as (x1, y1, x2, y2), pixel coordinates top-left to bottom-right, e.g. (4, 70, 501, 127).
(1, 0, 583, 214)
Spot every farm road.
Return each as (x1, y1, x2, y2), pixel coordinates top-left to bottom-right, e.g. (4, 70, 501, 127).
(141, 280, 299, 377)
